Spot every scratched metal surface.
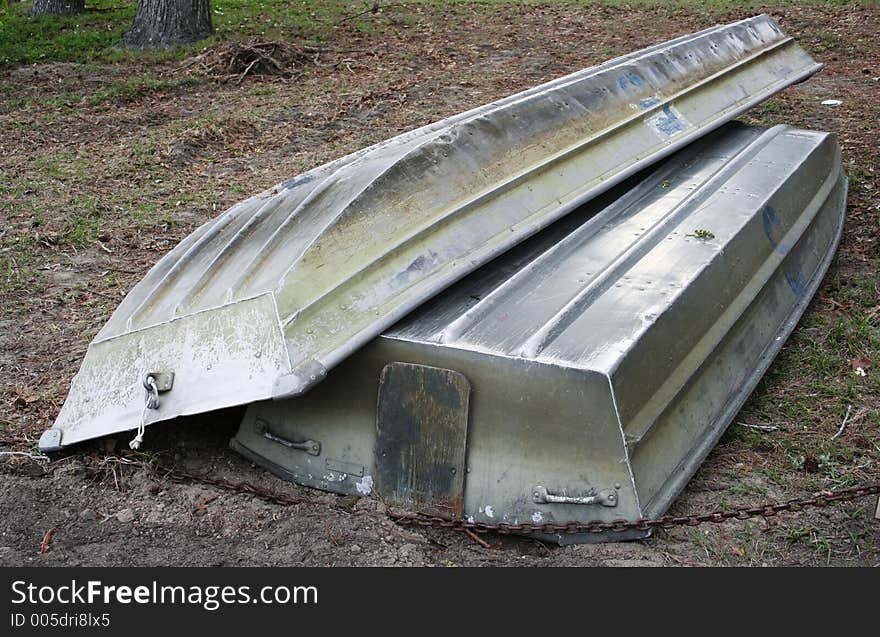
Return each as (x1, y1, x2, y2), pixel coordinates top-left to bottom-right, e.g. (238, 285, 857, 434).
(45, 15, 822, 451)
(233, 123, 847, 541)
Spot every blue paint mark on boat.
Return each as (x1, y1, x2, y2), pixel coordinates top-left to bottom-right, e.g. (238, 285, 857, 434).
(764, 204, 803, 296)
(761, 205, 781, 245)
(282, 173, 315, 191)
(761, 205, 789, 255)
(618, 72, 645, 90)
(784, 268, 807, 298)
(652, 105, 687, 136)
(639, 97, 662, 109)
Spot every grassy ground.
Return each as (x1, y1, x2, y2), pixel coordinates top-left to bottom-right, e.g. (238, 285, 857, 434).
(1, 0, 876, 65)
(1, 1, 878, 566)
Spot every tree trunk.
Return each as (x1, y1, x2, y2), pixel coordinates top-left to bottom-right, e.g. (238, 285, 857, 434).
(121, 0, 212, 50)
(31, 0, 84, 16)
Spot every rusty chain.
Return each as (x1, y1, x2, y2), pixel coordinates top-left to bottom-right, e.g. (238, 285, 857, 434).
(149, 461, 880, 537)
(391, 482, 880, 536)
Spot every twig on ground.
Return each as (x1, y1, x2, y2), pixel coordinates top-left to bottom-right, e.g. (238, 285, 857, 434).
(831, 405, 853, 441)
(100, 455, 141, 467)
(464, 529, 491, 549)
(237, 58, 260, 84)
(39, 528, 55, 554)
(331, 3, 385, 26)
(738, 422, 778, 432)
(173, 41, 315, 82)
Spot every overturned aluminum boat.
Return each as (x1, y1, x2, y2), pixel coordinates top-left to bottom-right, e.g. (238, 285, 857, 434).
(232, 123, 847, 543)
(42, 15, 822, 451)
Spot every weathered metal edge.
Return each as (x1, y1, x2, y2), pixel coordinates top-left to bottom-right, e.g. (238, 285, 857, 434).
(640, 171, 848, 520)
(274, 58, 824, 399)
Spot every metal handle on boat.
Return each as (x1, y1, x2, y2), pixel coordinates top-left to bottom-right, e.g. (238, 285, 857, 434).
(254, 419, 321, 456)
(532, 485, 618, 507)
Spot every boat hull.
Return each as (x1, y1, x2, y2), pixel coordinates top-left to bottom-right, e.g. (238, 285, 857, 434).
(42, 15, 823, 451)
(231, 123, 847, 543)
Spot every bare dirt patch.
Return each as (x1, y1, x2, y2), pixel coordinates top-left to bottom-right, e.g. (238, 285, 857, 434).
(1, 2, 878, 566)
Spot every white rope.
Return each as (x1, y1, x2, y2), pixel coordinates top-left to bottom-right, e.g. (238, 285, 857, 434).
(129, 402, 149, 450)
(130, 376, 159, 450)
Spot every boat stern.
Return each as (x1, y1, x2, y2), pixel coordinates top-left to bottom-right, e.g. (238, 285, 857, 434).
(41, 293, 291, 452)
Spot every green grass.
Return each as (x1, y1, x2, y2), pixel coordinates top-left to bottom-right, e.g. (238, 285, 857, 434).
(0, 234, 45, 296)
(87, 76, 194, 105)
(61, 196, 105, 247)
(1, 0, 876, 68)
(0, 0, 332, 67)
(0, 1, 133, 67)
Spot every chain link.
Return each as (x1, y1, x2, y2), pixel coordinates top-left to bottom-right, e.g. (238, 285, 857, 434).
(391, 483, 880, 535)
(151, 462, 880, 537)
